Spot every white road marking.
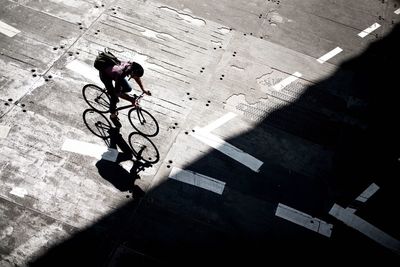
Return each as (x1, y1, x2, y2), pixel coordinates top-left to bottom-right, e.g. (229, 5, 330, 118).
(169, 167, 225, 194)
(272, 72, 302, 91)
(66, 59, 102, 85)
(0, 20, 20, 37)
(0, 125, 11, 139)
(10, 187, 28, 198)
(355, 183, 379, 203)
(191, 127, 263, 172)
(358, 23, 381, 38)
(275, 203, 333, 237)
(201, 112, 237, 132)
(395, 8, 400, 15)
(347, 183, 380, 213)
(61, 139, 118, 162)
(329, 204, 400, 254)
(317, 47, 343, 64)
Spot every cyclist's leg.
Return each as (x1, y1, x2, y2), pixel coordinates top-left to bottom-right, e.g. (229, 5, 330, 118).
(120, 77, 132, 93)
(100, 72, 118, 116)
(119, 78, 136, 105)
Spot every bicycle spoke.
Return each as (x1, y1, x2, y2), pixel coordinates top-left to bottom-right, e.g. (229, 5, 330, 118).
(128, 108, 159, 137)
(82, 84, 110, 112)
(83, 109, 111, 139)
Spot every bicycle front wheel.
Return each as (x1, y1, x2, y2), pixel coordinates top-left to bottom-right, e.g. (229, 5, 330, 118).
(82, 84, 110, 112)
(83, 109, 111, 139)
(128, 108, 159, 137)
(128, 132, 159, 164)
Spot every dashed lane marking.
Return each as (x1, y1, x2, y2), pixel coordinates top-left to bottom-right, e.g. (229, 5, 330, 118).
(61, 138, 118, 162)
(275, 203, 333, 237)
(346, 183, 379, 213)
(355, 183, 379, 203)
(201, 112, 237, 133)
(191, 127, 263, 172)
(0, 20, 20, 37)
(66, 59, 102, 85)
(169, 167, 225, 194)
(358, 23, 381, 38)
(395, 8, 400, 15)
(9, 187, 28, 198)
(329, 204, 400, 254)
(0, 125, 11, 139)
(272, 72, 302, 91)
(317, 47, 343, 64)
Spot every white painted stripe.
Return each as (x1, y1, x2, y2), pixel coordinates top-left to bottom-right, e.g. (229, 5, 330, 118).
(317, 47, 343, 64)
(0, 20, 20, 37)
(275, 203, 333, 237)
(0, 125, 11, 138)
(191, 127, 263, 172)
(395, 8, 400, 15)
(61, 139, 118, 162)
(272, 72, 302, 91)
(201, 112, 237, 133)
(66, 59, 102, 85)
(355, 183, 379, 203)
(329, 204, 400, 254)
(169, 167, 225, 194)
(10, 187, 28, 198)
(358, 23, 381, 38)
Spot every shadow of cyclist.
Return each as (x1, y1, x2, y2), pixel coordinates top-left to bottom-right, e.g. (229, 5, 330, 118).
(95, 127, 145, 199)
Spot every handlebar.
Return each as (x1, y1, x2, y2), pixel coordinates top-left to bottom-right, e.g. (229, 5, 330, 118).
(133, 92, 146, 106)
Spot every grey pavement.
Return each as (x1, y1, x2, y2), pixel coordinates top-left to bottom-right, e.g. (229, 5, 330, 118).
(0, 0, 399, 266)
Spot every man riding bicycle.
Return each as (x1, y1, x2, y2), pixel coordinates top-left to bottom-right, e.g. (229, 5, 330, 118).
(99, 60, 151, 123)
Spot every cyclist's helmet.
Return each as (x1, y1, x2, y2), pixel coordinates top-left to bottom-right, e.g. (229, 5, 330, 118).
(129, 62, 144, 78)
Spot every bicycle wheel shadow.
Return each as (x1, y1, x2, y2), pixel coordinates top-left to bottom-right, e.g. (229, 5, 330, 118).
(95, 127, 147, 199)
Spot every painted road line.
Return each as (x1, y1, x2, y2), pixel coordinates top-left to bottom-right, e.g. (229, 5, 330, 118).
(66, 59, 102, 85)
(0, 20, 20, 37)
(355, 183, 379, 202)
(317, 47, 343, 64)
(10, 187, 28, 198)
(275, 203, 333, 237)
(201, 112, 237, 133)
(169, 167, 225, 194)
(347, 183, 380, 213)
(272, 72, 302, 91)
(329, 204, 400, 254)
(191, 127, 263, 172)
(0, 125, 11, 139)
(358, 23, 381, 38)
(61, 138, 118, 162)
(395, 8, 400, 15)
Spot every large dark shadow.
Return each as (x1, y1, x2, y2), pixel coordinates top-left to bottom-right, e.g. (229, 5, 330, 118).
(29, 19, 400, 267)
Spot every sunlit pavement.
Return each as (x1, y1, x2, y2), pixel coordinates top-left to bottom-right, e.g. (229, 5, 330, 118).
(1, 0, 399, 265)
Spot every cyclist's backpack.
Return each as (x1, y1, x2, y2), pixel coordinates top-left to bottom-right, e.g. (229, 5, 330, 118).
(94, 49, 121, 71)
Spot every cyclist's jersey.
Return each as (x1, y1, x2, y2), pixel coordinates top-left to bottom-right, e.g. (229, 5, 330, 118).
(103, 61, 131, 81)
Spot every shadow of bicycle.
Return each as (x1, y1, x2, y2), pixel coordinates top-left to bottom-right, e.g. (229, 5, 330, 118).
(82, 110, 159, 198)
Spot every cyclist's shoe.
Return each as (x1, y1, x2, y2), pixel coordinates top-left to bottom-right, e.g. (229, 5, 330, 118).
(110, 115, 122, 128)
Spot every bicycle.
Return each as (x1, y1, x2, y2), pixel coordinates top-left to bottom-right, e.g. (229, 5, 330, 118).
(82, 109, 160, 164)
(82, 84, 159, 137)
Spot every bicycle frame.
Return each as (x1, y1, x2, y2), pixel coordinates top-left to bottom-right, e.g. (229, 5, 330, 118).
(115, 92, 145, 113)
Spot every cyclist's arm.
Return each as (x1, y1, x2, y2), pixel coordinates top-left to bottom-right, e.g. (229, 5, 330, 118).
(133, 76, 151, 95)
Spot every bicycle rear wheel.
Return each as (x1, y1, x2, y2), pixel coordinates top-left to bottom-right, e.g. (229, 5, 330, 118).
(82, 84, 110, 112)
(83, 109, 111, 139)
(128, 132, 159, 164)
(128, 108, 159, 137)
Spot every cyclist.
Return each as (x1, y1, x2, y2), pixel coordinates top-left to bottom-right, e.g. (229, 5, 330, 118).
(99, 61, 151, 123)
